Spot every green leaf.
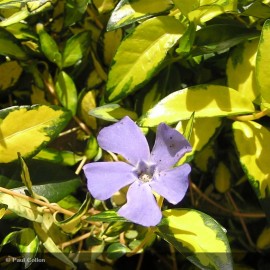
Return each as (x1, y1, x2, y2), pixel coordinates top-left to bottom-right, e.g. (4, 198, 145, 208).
(0, 204, 8, 219)
(106, 16, 186, 102)
(232, 121, 270, 200)
(87, 210, 128, 223)
(183, 112, 195, 141)
(0, 61, 23, 91)
(256, 19, 270, 103)
(36, 23, 62, 68)
(34, 148, 83, 166)
(187, 0, 237, 23)
(89, 104, 138, 122)
(1, 228, 39, 268)
(0, 1, 53, 27)
(55, 71, 78, 115)
(54, 194, 91, 234)
(18, 154, 33, 196)
(62, 31, 91, 68)
(0, 105, 72, 163)
(106, 243, 130, 260)
(33, 214, 75, 268)
(157, 209, 233, 270)
(173, 0, 199, 16)
(64, 0, 89, 27)
(192, 24, 259, 56)
(0, 28, 28, 60)
(0, 192, 43, 222)
(1, 160, 81, 203)
(107, 0, 173, 31)
(139, 85, 255, 127)
(226, 39, 260, 103)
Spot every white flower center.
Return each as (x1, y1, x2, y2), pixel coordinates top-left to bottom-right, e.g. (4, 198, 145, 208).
(139, 173, 152, 183)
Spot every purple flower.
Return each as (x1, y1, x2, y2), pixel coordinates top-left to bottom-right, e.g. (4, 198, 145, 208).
(83, 116, 192, 227)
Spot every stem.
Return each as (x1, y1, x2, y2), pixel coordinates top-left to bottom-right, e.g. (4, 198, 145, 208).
(190, 182, 265, 218)
(226, 192, 256, 248)
(229, 109, 269, 121)
(0, 187, 75, 217)
(75, 156, 87, 175)
(73, 115, 92, 136)
(127, 228, 155, 257)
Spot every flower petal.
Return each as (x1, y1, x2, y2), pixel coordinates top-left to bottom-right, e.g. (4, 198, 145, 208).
(118, 181, 162, 227)
(98, 116, 150, 165)
(150, 123, 192, 171)
(150, 163, 191, 204)
(83, 162, 136, 200)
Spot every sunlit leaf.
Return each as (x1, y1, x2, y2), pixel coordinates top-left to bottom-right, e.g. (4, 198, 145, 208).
(34, 148, 83, 166)
(55, 71, 78, 115)
(0, 28, 28, 60)
(233, 120, 270, 200)
(0, 61, 23, 91)
(158, 209, 233, 270)
(89, 104, 138, 122)
(33, 214, 75, 268)
(37, 23, 62, 68)
(256, 19, 270, 104)
(87, 210, 128, 223)
(0, 192, 43, 222)
(54, 194, 91, 234)
(139, 85, 255, 127)
(107, 0, 173, 31)
(227, 39, 260, 103)
(106, 16, 186, 102)
(0, 105, 71, 163)
(62, 31, 91, 68)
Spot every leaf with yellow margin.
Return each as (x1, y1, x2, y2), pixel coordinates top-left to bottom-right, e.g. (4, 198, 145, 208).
(233, 120, 270, 200)
(0, 105, 71, 163)
(158, 209, 233, 270)
(139, 85, 255, 127)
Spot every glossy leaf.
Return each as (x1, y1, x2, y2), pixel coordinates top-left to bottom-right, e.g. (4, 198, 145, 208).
(55, 71, 78, 115)
(33, 214, 75, 268)
(0, 28, 28, 60)
(107, 0, 173, 31)
(256, 19, 270, 104)
(233, 121, 270, 200)
(177, 117, 221, 163)
(193, 24, 259, 56)
(158, 209, 233, 270)
(187, 0, 237, 23)
(34, 148, 83, 166)
(37, 23, 62, 68)
(0, 204, 8, 219)
(89, 104, 138, 122)
(102, 28, 123, 66)
(62, 31, 91, 68)
(0, 1, 52, 27)
(139, 85, 255, 127)
(0, 105, 71, 163)
(1, 228, 39, 268)
(0, 61, 23, 91)
(106, 243, 129, 260)
(0, 192, 43, 222)
(54, 194, 91, 234)
(227, 39, 260, 103)
(77, 90, 97, 129)
(87, 210, 128, 223)
(106, 16, 186, 102)
(18, 154, 34, 196)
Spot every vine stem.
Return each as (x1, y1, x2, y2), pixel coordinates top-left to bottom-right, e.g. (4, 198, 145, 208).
(226, 192, 256, 248)
(190, 182, 265, 218)
(229, 109, 269, 121)
(0, 186, 75, 217)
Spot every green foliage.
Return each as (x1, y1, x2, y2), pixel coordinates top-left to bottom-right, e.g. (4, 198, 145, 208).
(1, 0, 270, 269)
